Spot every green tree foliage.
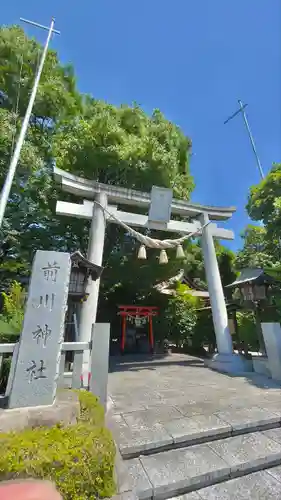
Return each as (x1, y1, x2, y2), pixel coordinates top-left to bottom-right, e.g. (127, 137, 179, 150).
(0, 26, 194, 296)
(183, 240, 237, 290)
(246, 163, 281, 265)
(216, 244, 237, 292)
(193, 309, 216, 353)
(0, 25, 82, 281)
(0, 25, 81, 122)
(238, 163, 281, 271)
(165, 283, 202, 347)
(53, 103, 193, 196)
(236, 311, 259, 352)
(0, 281, 25, 339)
(0, 24, 242, 352)
(183, 242, 206, 284)
(235, 163, 281, 336)
(247, 164, 281, 232)
(235, 224, 279, 269)
(0, 280, 26, 391)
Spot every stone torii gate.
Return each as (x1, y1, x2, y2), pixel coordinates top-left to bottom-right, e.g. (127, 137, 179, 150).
(54, 166, 248, 374)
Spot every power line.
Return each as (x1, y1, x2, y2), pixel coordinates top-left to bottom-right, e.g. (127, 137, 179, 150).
(224, 99, 264, 180)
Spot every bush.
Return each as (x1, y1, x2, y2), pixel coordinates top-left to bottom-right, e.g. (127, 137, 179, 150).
(236, 311, 259, 352)
(193, 310, 216, 354)
(166, 284, 202, 347)
(0, 391, 116, 499)
(0, 281, 25, 339)
(0, 357, 11, 394)
(74, 389, 105, 427)
(0, 329, 19, 344)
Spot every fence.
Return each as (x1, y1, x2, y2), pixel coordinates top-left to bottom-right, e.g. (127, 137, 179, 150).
(0, 341, 89, 392)
(0, 323, 110, 409)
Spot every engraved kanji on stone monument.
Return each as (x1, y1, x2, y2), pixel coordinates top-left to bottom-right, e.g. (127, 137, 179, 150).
(42, 261, 60, 283)
(32, 293, 55, 311)
(32, 324, 51, 347)
(26, 359, 47, 382)
(8, 251, 71, 408)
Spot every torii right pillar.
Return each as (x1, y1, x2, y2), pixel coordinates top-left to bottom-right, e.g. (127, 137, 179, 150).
(200, 213, 251, 373)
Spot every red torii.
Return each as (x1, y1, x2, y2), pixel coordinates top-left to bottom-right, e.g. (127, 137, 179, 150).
(118, 305, 158, 353)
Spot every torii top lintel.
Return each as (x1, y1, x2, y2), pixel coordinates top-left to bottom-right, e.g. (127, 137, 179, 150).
(53, 166, 236, 221)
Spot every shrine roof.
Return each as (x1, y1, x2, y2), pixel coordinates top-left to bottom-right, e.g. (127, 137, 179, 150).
(197, 301, 243, 312)
(71, 250, 103, 280)
(155, 271, 209, 298)
(225, 268, 276, 288)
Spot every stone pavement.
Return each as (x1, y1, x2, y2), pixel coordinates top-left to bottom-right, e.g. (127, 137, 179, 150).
(107, 353, 281, 499)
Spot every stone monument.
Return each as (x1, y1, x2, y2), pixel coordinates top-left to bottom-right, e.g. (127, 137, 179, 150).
(261, 322, 281, 382)
(8, 250, 71, 409)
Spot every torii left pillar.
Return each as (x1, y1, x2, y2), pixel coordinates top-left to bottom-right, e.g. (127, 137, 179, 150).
(79, 192, 107, 380)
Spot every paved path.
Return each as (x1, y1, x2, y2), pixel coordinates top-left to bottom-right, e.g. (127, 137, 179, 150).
(108, 353, 281, 417)
(108, 353, 281, 499)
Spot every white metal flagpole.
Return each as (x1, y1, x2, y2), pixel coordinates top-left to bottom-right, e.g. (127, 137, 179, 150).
(0, 17, 60, 228)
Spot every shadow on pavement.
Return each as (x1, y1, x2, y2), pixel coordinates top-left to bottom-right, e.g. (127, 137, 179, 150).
(109, 354, 205, 373)
(109, 353, 281, 392)
(220, 370, 281, 390)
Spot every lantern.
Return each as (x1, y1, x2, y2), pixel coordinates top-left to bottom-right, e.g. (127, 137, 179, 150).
(69, 262, 86, 296)
(239, 282, 267, 303)
(135, 315, 142, 327)
(226, 268, 274, 305)
(69, 251, 103, 301)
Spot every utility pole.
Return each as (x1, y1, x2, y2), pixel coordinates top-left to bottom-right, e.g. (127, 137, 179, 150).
(0, 17, 60, 229)
(224, 99, 265, 180)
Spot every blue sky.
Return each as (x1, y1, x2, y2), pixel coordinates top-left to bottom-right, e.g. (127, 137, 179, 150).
(3, 0, 281, 250)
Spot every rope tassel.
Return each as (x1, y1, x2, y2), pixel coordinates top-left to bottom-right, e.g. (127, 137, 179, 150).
(93, 201, 211, 262)
(176, 244, 185, 259)
(159, 249, 168, 264)
(137, 245, 147, 260)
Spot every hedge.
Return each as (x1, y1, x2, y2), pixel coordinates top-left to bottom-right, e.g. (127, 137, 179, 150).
(0, 391, 116, 499)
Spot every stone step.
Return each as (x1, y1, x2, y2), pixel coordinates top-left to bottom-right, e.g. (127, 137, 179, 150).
(113, 405, 281, 459)
(169, 466, 281, 499)
(122, 428, 281, 500)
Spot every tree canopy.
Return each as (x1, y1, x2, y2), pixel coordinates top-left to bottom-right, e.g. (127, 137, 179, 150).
(0, 25, 195, 306)
(0, 25, 81, 121)
(237, 163, 281, 271)
(235, 224, 280, 269)
(53, 103, 194, 197)
(247, 163, 281, 237)
(0, 25, 83, 280)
